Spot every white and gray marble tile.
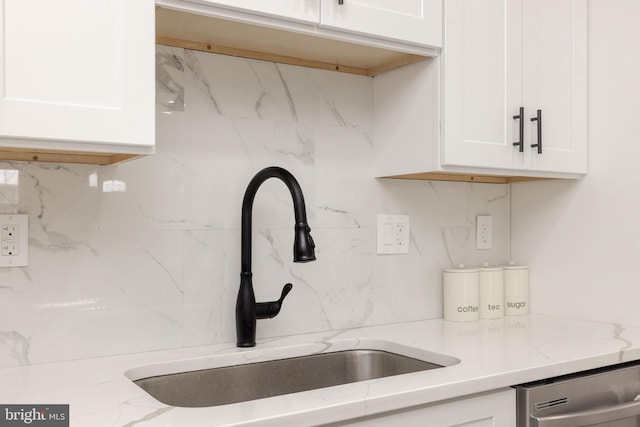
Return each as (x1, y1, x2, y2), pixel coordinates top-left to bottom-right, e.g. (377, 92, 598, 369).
(156, 46, 185, 112)
(314, 125, 376, 229)
(0, 46, 510, 368)
(182, 229, 237, 346)
(0, 162, 99, 232)
(180, 48, 373, 127)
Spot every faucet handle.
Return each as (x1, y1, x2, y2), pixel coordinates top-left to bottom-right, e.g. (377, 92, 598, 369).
(255, 283, 293, 319)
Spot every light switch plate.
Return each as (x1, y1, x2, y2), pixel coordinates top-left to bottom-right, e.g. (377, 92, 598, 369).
(0, 214, 28, 267)
(376, 214, 410, 255)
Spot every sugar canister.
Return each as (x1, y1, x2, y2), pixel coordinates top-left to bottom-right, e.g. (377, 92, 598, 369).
(504, 261, 529, 315)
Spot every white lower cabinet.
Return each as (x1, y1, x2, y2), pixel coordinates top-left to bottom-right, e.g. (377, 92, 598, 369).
(332, 388, 515, 426)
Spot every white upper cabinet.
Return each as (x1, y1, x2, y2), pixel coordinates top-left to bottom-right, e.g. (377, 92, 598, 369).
(182, 0, 441, 47)
(156, 0, 442, 78)
(186, 0, 320, 24)
(320, 0, 442, 48)
(0, 0, 155, 164)
(375, 0, 587, 182)
(442, 0, 587, 176)
(442, 0, 523, 171)
(521, 0, 587, 174)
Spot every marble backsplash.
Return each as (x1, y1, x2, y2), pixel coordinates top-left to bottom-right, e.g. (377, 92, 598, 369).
(0, 46, 509, 368)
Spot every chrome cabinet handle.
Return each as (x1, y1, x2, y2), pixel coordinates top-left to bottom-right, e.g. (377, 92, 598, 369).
(513, 107, 524, 152)
(338, 0, 343, 4)
(530, 109, 542, 154)
(533, 399, 640, 427)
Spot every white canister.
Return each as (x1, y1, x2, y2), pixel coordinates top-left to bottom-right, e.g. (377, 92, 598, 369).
(479, 263, 504, 319)
(504, 262, 529, 315)
(443, 264, 480, 322)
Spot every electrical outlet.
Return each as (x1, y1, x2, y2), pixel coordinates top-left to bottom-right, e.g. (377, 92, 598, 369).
(476, 215, 492, 250)
(0, 214, 28, 267)
(377, 214, 410, 255)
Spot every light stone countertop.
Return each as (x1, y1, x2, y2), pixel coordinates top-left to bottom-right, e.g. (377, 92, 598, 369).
(1, 314, 639, 426)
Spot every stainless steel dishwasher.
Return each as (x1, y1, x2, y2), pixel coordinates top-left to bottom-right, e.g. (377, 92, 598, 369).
(515, 361, 640, 426)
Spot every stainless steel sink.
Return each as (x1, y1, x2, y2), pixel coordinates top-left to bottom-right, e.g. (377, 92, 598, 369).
(132, 348, 448, 407)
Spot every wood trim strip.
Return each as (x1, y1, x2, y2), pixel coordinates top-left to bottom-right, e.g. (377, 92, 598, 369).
(384, 173, 510, 184)
(157, 36, 370, 76)
(382, 172, 552, 184)
(156, 36, 427, 76)
(0, 149, 140, 165)
(367, 54, 426, 76)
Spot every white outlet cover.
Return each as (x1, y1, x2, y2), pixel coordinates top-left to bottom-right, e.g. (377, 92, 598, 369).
(0, 214, 29, 267)
(476, 215, 492, 250)
(377, 214, 410, 255)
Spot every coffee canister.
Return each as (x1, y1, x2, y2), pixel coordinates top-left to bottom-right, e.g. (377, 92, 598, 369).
(443, 264, 479, 322)
(479, 263, 504, 319)
(504, 261, 529, 315)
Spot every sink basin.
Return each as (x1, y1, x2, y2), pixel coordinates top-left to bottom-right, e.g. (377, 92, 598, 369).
(127, 340, 459, 408)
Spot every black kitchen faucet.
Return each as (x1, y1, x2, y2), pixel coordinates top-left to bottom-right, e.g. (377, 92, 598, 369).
(236, 166, 316, 347)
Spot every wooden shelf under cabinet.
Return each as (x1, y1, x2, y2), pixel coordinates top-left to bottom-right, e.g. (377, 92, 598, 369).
(383, 173, 553, 184)
(0, 148, 142, 165)
(155, 7, 430, 77)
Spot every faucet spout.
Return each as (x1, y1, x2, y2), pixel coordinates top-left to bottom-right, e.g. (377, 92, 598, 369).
(236, 167, 316, 347)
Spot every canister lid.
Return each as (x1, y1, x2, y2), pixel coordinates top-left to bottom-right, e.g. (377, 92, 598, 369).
(480, 261, 502, 272)
(444, 263, 479, 273)
(503, 260, 528, 270)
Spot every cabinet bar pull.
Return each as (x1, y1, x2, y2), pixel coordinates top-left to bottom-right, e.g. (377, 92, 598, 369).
(513, 107, 524, 152)
(338, 0, 344, 4)
(530, 109, 542, 154)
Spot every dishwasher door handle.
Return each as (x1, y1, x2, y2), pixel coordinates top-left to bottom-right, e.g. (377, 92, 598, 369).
(533, 399, 640, 427)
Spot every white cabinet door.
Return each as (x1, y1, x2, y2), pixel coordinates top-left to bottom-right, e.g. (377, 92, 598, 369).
(192, 0, 320, 24)
(523, 0, 587, 174)
(0, 0, 154, 157)
(320, 0, 442, 47)
(334, 388, 516, 427)
(442, 0, 586, 175)
(442, 0, 523, 170)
